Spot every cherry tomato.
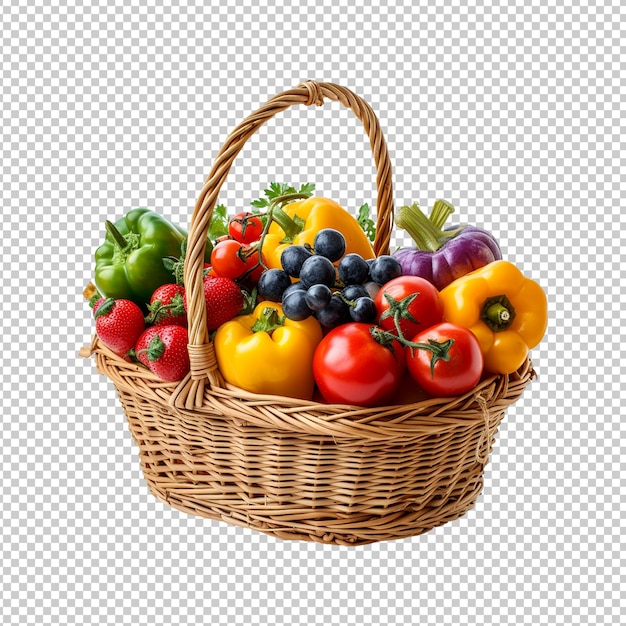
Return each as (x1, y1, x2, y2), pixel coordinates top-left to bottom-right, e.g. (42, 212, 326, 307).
(210, 239, 258, 280)
(374, 275, 443, 339)
(228, 211, 264, 244)
(313, 323, 406, 406)
(405, 322, 484, 397)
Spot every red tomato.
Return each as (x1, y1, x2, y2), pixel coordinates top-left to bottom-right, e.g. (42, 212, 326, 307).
(228, 211, 264, 244)
(210, 239, 261, 280)
(374, 276, 443, 339)
(405, 323, 484, 397)
(313, 323, 406, 406)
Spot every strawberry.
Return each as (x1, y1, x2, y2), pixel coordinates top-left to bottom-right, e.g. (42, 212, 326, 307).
(184, 275, 245, 331)
(145, 284, 187, 327)
(94, 298, 145, 357)
(135, 324, 190, 382)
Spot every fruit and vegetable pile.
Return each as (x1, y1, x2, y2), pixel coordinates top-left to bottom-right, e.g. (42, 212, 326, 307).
(85, 183, 547, 407)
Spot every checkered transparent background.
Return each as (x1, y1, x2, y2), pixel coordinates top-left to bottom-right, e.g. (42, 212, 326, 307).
(2, 0, 624, 624)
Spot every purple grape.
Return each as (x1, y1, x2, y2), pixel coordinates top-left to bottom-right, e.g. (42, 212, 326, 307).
(305, 284, 332, 311)
(349, 296, 377, 323)
(299, 255, 337, 289)
(280, 245, 313, 278)
(257, 269, 292, 302)
(315, 294, 350, 329)
(368, 255, 402, 286)
(338, 253, 370, 285)
(313, 228, 346, 262)
(282, 288, 313, 321)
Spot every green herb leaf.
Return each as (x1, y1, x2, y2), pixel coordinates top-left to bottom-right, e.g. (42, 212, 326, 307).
(251, 182, 315, 210)
(239, 287, 258, 315)
(357, 203, 376, 242)
(250, 198, 269, 209)
(208, 204, 229, 239)
(298, 182, 315, 197)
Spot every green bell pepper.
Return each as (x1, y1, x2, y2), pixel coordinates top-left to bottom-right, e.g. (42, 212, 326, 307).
(94, 208, 209, 307)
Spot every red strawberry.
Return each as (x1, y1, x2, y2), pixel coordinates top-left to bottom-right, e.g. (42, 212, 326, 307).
(145, 284, 187, 327)
(184, 275, 245, 331)
(135, 324, 190, 382)
(94, 298, 145, 357)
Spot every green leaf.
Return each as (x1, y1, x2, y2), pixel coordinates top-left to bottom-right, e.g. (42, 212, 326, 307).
(298, 182, 315, 197)
(162, 238, 188, 285)
(254, 182, 315, 206)
(269, 183, 294, 200)
(162, 257, 176, 272)
(357, 203, 376, 242)
(239, 287, 258, 315)
(208, 204, 229, 239)
(249, 183, 316, 226)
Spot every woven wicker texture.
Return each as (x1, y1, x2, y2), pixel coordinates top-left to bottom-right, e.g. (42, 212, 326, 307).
(84, 81, 535, 545)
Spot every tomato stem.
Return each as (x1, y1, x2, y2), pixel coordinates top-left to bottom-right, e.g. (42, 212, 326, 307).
(232, 213, 260, 242)
(378, 292, 420, 338)
(372, 326, 455, 378)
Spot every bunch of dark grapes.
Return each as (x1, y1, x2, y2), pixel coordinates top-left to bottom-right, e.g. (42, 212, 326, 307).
(256, 228, 402, 331)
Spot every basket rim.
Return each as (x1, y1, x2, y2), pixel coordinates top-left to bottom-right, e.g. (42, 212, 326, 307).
(87, 334, 535, 439)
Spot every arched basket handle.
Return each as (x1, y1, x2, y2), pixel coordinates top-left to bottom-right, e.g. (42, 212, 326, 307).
(177, 81, 395, 407)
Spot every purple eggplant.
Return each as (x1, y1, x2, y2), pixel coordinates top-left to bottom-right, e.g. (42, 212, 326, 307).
(393, 200, 501, 291)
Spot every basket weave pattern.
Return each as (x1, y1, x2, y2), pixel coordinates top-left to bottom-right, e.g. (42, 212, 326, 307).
(85, 81, 535, 545)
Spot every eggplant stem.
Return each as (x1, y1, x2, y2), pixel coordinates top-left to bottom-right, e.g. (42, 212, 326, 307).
(395, 200, 466, 251)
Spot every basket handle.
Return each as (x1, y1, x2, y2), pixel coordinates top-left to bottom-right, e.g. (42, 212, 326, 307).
(180, 81, 395, 401)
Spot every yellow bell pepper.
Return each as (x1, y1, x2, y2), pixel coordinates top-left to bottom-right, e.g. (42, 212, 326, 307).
(213, 301, 323, 400)
(439, 260, 547, 375)
(261, 196, 375, 269)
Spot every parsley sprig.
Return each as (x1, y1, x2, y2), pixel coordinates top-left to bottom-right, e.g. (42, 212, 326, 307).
(250, 182, 315, 211)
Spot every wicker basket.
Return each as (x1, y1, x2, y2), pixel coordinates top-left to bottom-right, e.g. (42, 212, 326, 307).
(82, 81, 535, 546)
